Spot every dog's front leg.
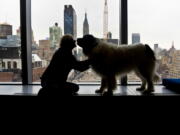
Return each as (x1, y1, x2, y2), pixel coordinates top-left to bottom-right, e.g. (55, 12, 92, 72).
(103, 76, 116, 96)
(95, 77, 107, 94)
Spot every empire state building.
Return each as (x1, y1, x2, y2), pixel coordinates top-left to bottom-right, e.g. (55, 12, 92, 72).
(103, 0, 108, 39)
(83, 12, 89, 36)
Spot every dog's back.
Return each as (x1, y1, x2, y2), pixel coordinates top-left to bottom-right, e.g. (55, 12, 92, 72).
(90, 42, 156, 76)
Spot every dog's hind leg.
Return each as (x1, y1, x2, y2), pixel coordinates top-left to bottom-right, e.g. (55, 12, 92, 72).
(95, 77, 108, 94)
(138, 67, 155, 94)
(135, 71, 147, 91)
(103, 76, 117, 96)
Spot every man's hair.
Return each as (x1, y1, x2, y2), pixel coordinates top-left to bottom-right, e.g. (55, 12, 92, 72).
(60, 34, 75, 48)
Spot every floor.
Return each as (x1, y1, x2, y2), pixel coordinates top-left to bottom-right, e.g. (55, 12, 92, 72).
(0, 84, 178, 96)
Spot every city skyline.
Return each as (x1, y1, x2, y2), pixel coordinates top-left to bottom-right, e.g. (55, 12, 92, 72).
(0, 22, 178, 51)
(32, 0, 120, 41)
(1, 0, 180, 49)
(1, 0, 180, 83)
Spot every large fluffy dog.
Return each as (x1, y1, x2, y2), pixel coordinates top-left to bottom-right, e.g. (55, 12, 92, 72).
(77, 35, 159, 95)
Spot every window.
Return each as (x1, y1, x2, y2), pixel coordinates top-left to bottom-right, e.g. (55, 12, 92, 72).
(32, 0, 119, 83)
(2, 62, 5, 69)
(128, 0, 180, 82)
(8, 61, 11, 69)
(0, 0, 22, 82)
(13, 62, 17, 69)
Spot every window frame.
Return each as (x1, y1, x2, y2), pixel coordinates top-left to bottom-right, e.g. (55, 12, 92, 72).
(120, 0, 128, 85)
(20, 0, 32, 85)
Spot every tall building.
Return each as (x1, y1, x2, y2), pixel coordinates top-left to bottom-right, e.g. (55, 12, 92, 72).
(16, 27, 21, 37)
(38, 39, 52, 62)
(64, 5, 77, 39)
(103, 0, 108, 39)
(169, 50, 180, 78)
(154, 44, 159, 57)
(107, 32, 112, 39)
(103, 32, 119, 45)
(83, 12, 89, 36)
(132, 33, 140, 44)
(49, 23, 62, 49)
(0, 23, 12, 39)
(154, 44, 159, 51)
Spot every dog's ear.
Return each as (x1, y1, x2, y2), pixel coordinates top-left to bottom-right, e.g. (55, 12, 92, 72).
(83, 35, 98, 46)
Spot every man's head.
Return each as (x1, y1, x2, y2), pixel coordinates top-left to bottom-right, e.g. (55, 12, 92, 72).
(60, 35, 76, 50)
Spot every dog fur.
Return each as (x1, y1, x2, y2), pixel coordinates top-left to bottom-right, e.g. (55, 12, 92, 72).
(77, 35, 160, 95)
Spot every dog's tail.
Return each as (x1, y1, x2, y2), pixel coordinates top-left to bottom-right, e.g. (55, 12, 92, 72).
(145, 44, 160, 82)
(145, 44, 156, 61)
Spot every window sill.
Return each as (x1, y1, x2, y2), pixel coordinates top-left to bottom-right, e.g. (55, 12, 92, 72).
(0, 83, 178, 96)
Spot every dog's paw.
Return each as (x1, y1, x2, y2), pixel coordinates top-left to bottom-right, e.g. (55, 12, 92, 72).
(103, 91, 113, 96)
(142, 89, 155, 96)
(95, 89, 104, 94)
(136, 87, 145, 92)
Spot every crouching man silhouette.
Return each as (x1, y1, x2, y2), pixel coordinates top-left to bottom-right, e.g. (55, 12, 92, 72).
(38, 35, 90, 96)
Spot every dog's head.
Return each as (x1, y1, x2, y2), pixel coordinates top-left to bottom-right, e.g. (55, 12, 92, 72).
(77, 35, 98, 55)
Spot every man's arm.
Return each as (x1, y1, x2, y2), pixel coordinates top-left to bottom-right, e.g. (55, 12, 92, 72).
(72, 58, 91, 72)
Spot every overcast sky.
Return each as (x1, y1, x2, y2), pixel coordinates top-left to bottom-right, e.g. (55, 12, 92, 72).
(129, 0, 180, 49)
(0, 0, 180, 49)
(31, 0, 119, 40)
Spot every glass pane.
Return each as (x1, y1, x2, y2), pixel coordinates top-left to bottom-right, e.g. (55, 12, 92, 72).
(0, 0, 22, 83)
(129, 0, 180, 83)
(32, 0, 119, 83)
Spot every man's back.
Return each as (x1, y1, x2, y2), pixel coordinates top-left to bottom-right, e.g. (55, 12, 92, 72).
(41, 48, 75, 84)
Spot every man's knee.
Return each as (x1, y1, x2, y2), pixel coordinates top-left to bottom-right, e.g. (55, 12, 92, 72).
(38, 87, 49, 96)
(65, 83, 79, 93)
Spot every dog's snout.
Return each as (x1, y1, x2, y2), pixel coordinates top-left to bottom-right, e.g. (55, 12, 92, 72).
(77, 38, 83, 46)
(77, 38, 81, 43)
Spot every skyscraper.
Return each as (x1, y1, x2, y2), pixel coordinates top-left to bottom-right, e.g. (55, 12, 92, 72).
(132, 33, 140, 44)
(83, 12, 89, 36)
(107, 32, 112, 39)
(154, 44, 159, 51)
(103, 0, 108, 39)
(49, 23, 62, 49)
(64, 5, 77, 39)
